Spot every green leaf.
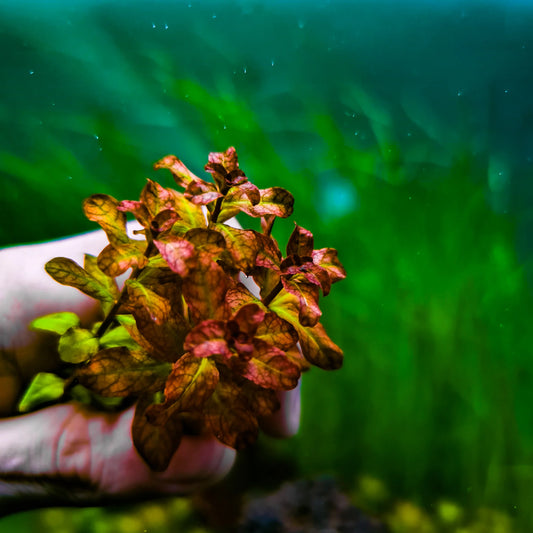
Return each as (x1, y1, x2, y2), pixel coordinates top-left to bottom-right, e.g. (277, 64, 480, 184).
(18, 372, 65, 412)
(74, 347, 170, 397)
(58, 327, 99, 364)
(99, 325, 141, 350)
(30, 312, 80, 335)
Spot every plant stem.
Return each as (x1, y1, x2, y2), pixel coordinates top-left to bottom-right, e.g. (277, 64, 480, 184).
(210, 196, 224, 224)
(262, 280, 283, 307)
(96, 240, 156, 338)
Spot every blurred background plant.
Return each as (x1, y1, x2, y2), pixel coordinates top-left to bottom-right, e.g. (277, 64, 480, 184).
(1, 1, 533, 531)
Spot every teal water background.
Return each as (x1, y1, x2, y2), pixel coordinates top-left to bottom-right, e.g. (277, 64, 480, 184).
(1, 1, 533, 531)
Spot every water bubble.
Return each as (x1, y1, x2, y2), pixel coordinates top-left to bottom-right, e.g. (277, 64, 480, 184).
(152, 23, 156, 29)
(504, 89, 509, 94)
(298, 19, 305, 29)
(457, 90, 463, 96)
(29, 70, 34, 75)
(94, 134, 99, 140)
(67, 176, 72, 180)
(243, 66, 247, 74)
(271, 59, 275, 66)
(354, 131, 359, 136)
(212, 13, 217, 19)
(164, 23, 169, 30)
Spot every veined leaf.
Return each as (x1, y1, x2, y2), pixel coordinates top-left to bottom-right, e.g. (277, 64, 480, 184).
(83, 194, 129, 246)
(225, 282, 264, 315)
(184, 320, 232, 359)
(213, 223, 259, 274)
(84, 254, 120, 299)
(74, 347, 170, 397)
(154, 154, 201, 189)
(269, 291, 343, 370)
(255, 312, 298, 351)
(58, 327, 99, 364)
(217, 183, 261, 223)
(132, 394, 183, 472)
(230, 340, 300, 390)
(146, 354, 219, 425)
(30, 311, 80, 335)
(184, 180, 222, 205)
(204, 376, 259, 450)
(281, 276, 322, 327)
(185, 228, 226, 258)
(124, 280, 187, 362)
(286, 223, 314, 257)
(242, 187, 294, 218)
(45, 257, 117, 303)
(154, 235, 196, 277)
(312, 247, 347, 283)
(117, 200, 151, 228)
(97, 241, 147, 277)
(182, 255, 228, 324)
(18, 372, 65, 412)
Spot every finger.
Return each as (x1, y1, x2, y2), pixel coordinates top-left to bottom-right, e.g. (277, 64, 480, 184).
(0, 403, 235, 511)
(260, 380, 301, 438)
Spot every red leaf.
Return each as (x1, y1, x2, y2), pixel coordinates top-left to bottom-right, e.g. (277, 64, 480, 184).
(154, 235, 196, 277)
(117, 200, 151, 228)
(182, 255, 228, 324)
(147, 354, 219, 425)
(225, 282, 263, 315)
(214, 223, 259, 274)
(231, 303, 265, 336)
(132, 395, 183, 472)
(281, 276, 322, 327)
(153, 155, 201, 189)
(255, 312, 298, 351)
(184, 181, 222, 205)
(204, 375, 259, 449)
(269, 291, 343, 370)
(184, 320, 232, 359)
(286, 224, 314, 257)
(312, 247, 347, 284)
(230, 340, 300, 390)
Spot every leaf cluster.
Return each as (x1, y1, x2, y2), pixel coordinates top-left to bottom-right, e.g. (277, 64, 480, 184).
(23, 148, 346, 471)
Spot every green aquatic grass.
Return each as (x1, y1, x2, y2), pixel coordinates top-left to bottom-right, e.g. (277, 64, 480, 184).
(1, 32, 532, 532)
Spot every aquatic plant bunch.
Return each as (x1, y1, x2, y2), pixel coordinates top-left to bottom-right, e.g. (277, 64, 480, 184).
(23, 147, 346, 471)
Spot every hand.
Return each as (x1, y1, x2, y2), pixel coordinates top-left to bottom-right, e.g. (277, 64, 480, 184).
(0, 229, 300, 516)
